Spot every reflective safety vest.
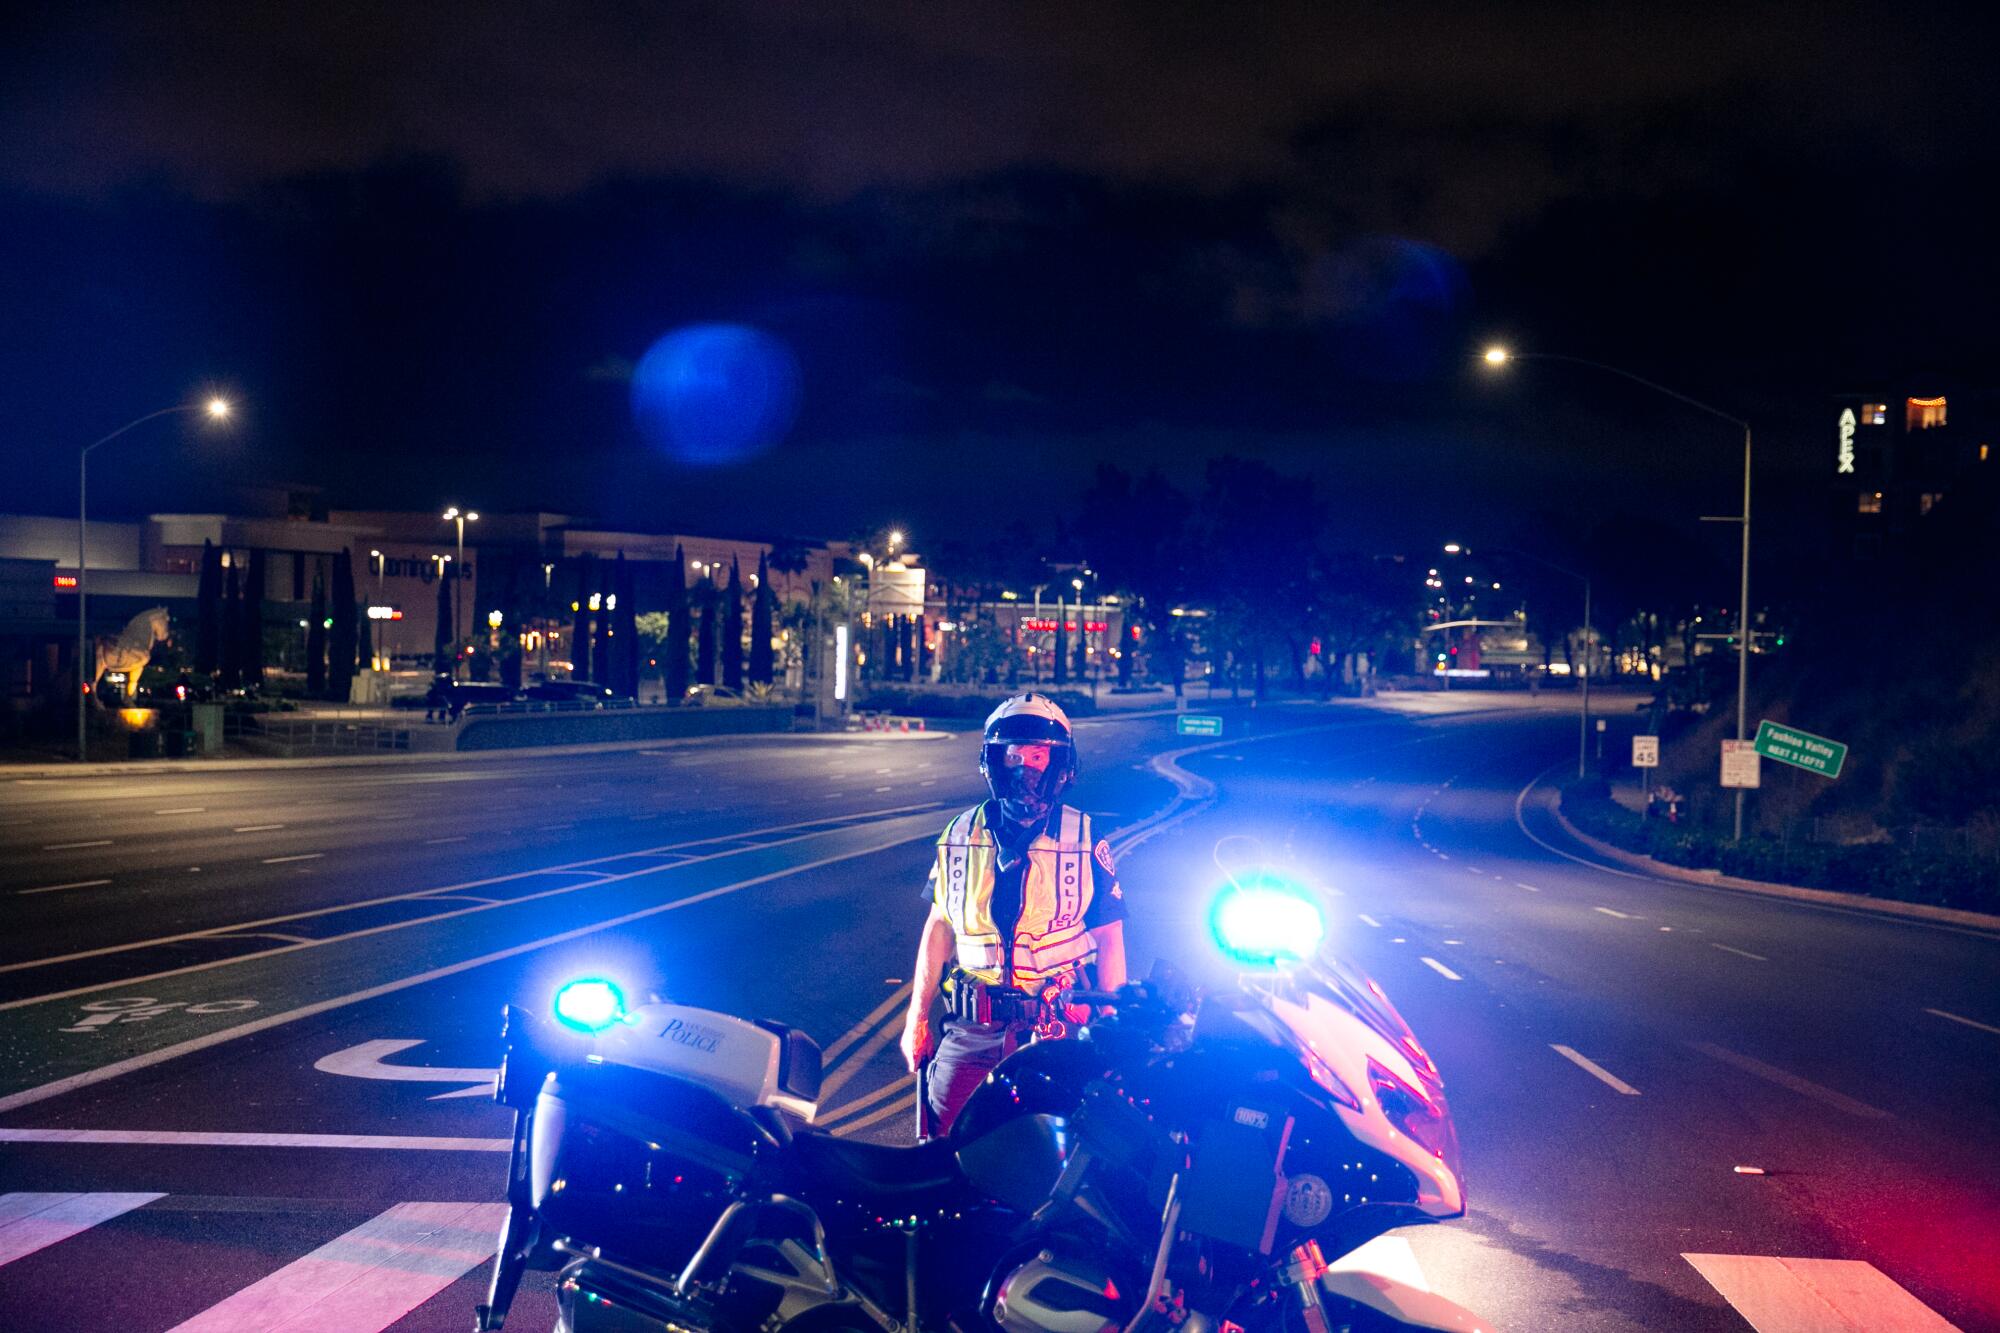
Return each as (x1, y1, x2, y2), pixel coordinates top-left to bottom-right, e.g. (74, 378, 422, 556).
(934, 803, 1100, 991)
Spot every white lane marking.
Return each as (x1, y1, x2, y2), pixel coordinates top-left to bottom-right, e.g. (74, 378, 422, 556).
(821, 983, 914, 1070)
(231, 824, 285, 833)
(1357, 914, 1382, 928)
(42, 840, 112, 850)
(1419, 956, 1462, 981)
(165, 1200, 510, 1332)
(831, 1090, 916, 1137)
(1712, 943, 1768, 961)
(1550, 1044, 1641, 1095)
(1689, 1042, 1891, 1120)
(0, 1191, 164, 1267)
(18, 879, 113, 896)
(1435, 852, 1450, 860)
(0, 800, 950, 980)
(873, 785, 893, 792)
(0, 819, 942, 1114)
(1593, 906, 1638, 919)
(1325, 1235, 1430, 1293)
(313, 1040, 496, 1100)
(261, 853, 325, 865)
(1516, 881, 1540, 892)
(1925, 1007, 2000, 1037)
(421, 835, 467, 845)
(537, 822, 576, 831)
(1464, 865, 1484, 874)
(154, 807, 207, 815)
(1683, 1253, 1957, 1332)
(0, 1128, 506, 1152)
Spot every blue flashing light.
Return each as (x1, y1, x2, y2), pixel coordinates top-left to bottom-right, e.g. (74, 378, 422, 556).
(1209, 876, 1326, 967)
(553, 978, 627, 1034)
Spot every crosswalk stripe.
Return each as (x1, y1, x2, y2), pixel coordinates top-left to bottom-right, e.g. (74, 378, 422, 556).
(0, 1191, 164, 1267)
(165, 1200, 508, 1332)
(1684, 1254, 1959, 1331)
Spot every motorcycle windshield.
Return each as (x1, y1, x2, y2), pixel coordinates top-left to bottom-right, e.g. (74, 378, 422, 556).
(1299, 952, 1462, 1186)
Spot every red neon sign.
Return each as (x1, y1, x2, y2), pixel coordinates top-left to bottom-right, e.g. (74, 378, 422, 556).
(53, 575, 78, 589)
(1022, 618, 1110, 633)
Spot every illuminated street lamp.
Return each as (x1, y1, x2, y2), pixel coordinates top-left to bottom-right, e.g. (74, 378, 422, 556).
(1482, 346, 1755, 839)
(441, 507, 479, 679)
(76, 394, 234, 762)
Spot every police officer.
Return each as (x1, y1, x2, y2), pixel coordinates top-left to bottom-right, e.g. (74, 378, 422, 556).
(899, 693, 1127, 1134)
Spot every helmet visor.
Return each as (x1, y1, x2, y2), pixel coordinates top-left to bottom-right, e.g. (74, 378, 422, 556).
(983, 740, 1070, 810)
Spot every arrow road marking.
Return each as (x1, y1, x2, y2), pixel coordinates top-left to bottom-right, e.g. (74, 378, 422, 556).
(312, 1039, 496, 1100)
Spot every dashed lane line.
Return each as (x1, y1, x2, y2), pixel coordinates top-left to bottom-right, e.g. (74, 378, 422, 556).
(1420, 956, 1463, 981)
(1711, 943, 1767, 961)
(1550, 1044, 1641, 1095)
(261, 853, 325, 865)
(1516, 882, 1540, 892)
(1926, 1007, 2000, 1037)
(153, 807, 206, 815)
(421, 835, 467, 845)
(1357, 914, 1382, 928)
(231, 824, 285, 833)
(1593, 906, 1638, 919)
(18, 880, 113, 896)
(1688, 1041, 1891, 1120)
(41, 840, 112, 850)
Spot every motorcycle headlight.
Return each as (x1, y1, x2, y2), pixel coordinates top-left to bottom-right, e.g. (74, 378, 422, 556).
(1209, 877, 1326, 967)
(553, 978, 627, 1034)
(1367, 1056, 1452, 1161)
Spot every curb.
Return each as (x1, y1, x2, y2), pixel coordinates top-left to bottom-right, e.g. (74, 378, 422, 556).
(2, 727, 950, 779)
(1541, 787, 2000, 934)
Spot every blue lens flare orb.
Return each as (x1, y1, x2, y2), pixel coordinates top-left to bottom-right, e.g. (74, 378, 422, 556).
(630, 324, 801, 466)
(1209, 875, 1327, 967)
(553, 978, 627, 1033)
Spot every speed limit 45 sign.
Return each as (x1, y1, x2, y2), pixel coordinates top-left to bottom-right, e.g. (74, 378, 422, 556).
(1632, 735, 1660, 768)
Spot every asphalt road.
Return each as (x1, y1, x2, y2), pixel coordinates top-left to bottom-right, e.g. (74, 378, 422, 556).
(1, 697, 1994, 1331)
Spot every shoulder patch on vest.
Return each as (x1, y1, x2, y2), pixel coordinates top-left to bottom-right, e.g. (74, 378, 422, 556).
(1094, 839, 1116, 874)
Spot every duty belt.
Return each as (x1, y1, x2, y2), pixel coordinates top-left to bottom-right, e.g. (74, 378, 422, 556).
(944, 973, 1075, 1040)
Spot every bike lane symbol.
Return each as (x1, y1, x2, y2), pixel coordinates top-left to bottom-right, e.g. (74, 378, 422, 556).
(61, 997, 259, 1034)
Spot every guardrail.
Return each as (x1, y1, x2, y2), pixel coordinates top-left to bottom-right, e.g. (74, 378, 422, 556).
(850, 711, 927, 733)
(235, 715, 417, 757)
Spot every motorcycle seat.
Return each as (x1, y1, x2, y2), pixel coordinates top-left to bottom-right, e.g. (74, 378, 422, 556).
(792, 1131, 961, 1201)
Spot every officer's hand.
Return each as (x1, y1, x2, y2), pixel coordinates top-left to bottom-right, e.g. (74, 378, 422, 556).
(900, 1014, 935, 1072)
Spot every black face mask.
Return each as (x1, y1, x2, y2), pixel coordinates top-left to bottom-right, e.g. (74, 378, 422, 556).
(983, 742, 1070, 827)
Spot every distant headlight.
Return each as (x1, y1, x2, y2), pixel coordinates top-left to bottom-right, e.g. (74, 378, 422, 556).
(553, 978, 627, 1034)
(1209, 876, 1326, 967)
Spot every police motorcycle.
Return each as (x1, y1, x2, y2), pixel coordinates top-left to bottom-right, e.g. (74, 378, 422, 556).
(474, 872, 1487, 1333)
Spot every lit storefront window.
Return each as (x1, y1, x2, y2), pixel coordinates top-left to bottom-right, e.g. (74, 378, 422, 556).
(1906, 396, 1947, 430)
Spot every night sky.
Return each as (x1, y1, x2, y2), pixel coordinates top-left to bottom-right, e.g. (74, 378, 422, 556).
(3, 2, 1994, 592)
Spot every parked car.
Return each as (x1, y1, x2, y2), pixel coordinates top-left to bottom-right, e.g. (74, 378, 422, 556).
(431, 680, 517, 721)
(521, 678, 630, 707)
(683, 683, 747, 707)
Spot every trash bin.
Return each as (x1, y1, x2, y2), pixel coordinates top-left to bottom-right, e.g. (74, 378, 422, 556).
(191, 703, 225, 754)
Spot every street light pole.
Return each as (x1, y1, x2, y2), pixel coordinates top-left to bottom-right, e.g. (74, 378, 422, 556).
(75, 398, 232, 762)
(441, 508, 479, 680)
(1482, 348, 1753, 839)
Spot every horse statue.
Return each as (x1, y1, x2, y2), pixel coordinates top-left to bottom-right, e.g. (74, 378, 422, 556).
(93, 606, 171, 704)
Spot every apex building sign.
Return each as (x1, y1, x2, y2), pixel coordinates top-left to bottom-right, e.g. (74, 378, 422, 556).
(1836, 407, 1857, 475)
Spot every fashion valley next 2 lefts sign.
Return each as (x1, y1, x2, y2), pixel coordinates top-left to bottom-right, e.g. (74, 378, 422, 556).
(1753, 720, 1848, 779)
(1176, 714, 1224, 738)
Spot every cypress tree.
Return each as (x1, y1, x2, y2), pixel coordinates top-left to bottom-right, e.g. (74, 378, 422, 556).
(570, 554, 594, 682)
(615, 553, 639, 696)
(243, 549, 266, 688)
(667, 546, 691, 700)
(594, 561, 615, 686)
(434, 567, 453, 673)
(220, 557, 242, 690)
(307, 567, 328, 695)
(329, 549, 357, 701)
(696, 575, 718, 685)
(749, 551, 775, 686)
(722, 557, 745, 691)
(195, 539, 222, 674)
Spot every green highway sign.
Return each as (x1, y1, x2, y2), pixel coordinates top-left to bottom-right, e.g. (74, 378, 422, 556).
(1754, 719, 1848, 779)
(1176, 714, 1224, 738)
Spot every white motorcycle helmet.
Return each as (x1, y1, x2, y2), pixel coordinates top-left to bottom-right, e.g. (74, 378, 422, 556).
(979, 693, 1078, 824)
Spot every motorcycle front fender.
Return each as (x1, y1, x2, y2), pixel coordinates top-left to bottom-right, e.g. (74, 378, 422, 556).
(1321, 1268, 1493, 1332)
